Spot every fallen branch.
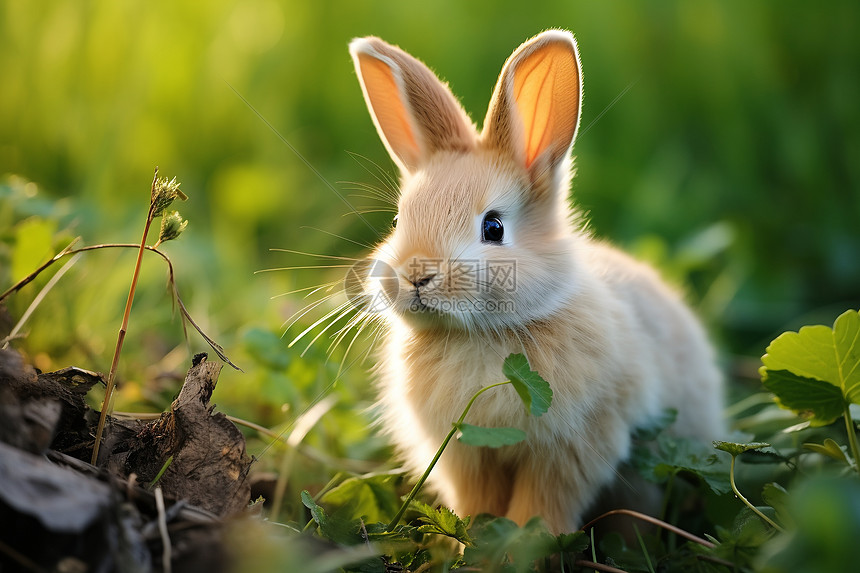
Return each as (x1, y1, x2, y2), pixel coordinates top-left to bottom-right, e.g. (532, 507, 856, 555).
(579, 508, 716, 549)
(574, 559, 630, 573)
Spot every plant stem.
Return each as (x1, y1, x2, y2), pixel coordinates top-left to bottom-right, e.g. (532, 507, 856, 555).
(456, 381, 511, 425)
(728, 455, 784, 531)
(91, 182, 157, 464)
(590, 525, 597, 565)
(659, 470, 675, 523)
(387, 425, 457, 530)
(633, 524, 655, 573)
(387, 381, 512, 529)
(843, 402, 860, 475)
(660, 471, 677, 552)
(149, 455, 174, 489)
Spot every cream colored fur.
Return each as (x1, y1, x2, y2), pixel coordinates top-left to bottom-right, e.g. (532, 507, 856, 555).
(348, 30, 724, 534)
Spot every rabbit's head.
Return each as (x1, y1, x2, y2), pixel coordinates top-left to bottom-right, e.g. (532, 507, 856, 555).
(349, 31, 584, 333)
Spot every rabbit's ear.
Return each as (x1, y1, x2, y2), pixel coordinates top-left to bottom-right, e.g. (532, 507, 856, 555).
(483, 30, 582, 176)
(350, 37, 476, 174)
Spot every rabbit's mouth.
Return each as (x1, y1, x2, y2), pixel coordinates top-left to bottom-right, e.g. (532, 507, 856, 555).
(409, 292, 439, 314)
(397, 289, 459, 324)
(403, 291, 477, 321)
(385, 291, 454, 331)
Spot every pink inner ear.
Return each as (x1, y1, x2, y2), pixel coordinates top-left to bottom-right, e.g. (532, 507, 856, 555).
(357, 53, 421, 169)
(512, 43, 580, 169)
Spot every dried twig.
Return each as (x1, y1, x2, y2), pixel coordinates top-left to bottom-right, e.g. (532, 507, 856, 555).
(579, 508, 716, 549)
(0, 237, 80, 303)
(696, 553, 738, 568)
(154, 486, 173, 573)
(0, 539, 42, 572)
(0, 243, 239, 370)
(2, 253, 81, 350)
(574, 559, 630, 573)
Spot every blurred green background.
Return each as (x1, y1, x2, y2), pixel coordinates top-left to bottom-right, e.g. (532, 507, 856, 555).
(1, 0, 859, 481)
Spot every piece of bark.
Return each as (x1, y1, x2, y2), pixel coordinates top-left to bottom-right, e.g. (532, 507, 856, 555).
(0, 440, 111, 532)
(123, 354, 252, 517)
(0, 386, 61, 453)
(0, 349, 61, 453)
(0, 440, 116, 570)
(0, 349, 108, 455)
(39, 366, 108, 458)
(0, 442, 222, 572)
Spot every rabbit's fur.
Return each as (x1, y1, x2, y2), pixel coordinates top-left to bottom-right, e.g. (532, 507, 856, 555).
(348, 30, 724, 533)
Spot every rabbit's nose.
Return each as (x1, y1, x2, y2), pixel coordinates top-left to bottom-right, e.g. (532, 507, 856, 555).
(411, 274, 436, 289)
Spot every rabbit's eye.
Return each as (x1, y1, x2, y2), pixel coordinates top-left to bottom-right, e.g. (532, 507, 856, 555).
(392, 214, 398, 229)
(482, 212, 504, 243)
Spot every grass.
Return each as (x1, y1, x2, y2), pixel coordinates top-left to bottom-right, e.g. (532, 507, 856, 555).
(3, 171, 860, 572)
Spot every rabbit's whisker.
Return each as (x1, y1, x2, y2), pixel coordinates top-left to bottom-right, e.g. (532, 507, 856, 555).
(347, 151, 401, 198)
(291, 300, 353, 351)
(257, 264, 353, 273)
(300, 226, 377, 251)
(282, 291, 342, 333)
(271, 279, 342, 299)
(269, 248, 362, 262)
(344, 209, 398, 216)
(300, 303, 359, 357)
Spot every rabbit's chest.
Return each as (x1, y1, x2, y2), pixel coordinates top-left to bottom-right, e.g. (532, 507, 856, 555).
(389, 331, 529, 438)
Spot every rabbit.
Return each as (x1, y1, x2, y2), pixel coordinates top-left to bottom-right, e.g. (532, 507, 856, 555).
(346, 29, 724, 534)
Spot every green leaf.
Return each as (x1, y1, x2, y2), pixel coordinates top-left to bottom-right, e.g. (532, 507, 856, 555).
(634, 435, 731, 494)
(463, 515, 519, 569)
(707, 507, 776, 568)
(301, 490, 362, 545)
(761, 482, 793, 529)
(301, 490, 326, 525)
(761, 370, 845, 426)
(464, 516, 559, 573)
(760, 309, 860, 420)
(556, 530, 589, 553)
(632, 408, 678, 441)
(502, 353, 552, 417)
(456, 423, 527, 448)
(148, 455, 174, 489)
(712, 440, 771, 457)
(803, 438, 852, 465)
(410, 500, 472, 545)
(319, 473, 402, 524)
